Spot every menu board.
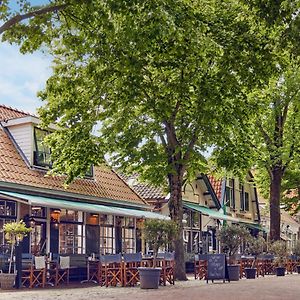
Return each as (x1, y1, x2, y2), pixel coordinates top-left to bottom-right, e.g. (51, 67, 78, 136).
(206, 254, 229, 282)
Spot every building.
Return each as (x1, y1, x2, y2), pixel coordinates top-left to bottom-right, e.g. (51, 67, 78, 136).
(208, 173, 262, 234)
(0, 105, 166, 256)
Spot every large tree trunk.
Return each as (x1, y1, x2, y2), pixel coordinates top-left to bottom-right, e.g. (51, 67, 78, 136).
(168, 172, 187, 281)
(269, 167, 282, 241)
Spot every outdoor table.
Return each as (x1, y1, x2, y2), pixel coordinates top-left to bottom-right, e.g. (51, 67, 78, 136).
(81, 259, 101, 284)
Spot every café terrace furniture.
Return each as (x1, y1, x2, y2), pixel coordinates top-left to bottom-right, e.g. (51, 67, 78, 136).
(52, 256, 70, 286)
(194, 254, 207, 280)
(286, 255, 299, 274)
(156, 252, 175, 286)
(238, 256, 255, 279)
(123, 252, 142, 286)
(101, 254, 123, 287)
(82, 258, 102, 284)
(21, 255, 46, 288)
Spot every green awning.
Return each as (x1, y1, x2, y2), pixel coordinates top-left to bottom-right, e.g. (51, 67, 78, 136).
(241, 222, 267, 232)
(0, 191, 169, 220)
(183, 202, 240, 222)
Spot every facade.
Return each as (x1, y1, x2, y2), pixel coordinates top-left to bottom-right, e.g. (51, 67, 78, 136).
(0, 105, 166, 256)
(122, 173, 242, 255)
(208, 173, 261, 233)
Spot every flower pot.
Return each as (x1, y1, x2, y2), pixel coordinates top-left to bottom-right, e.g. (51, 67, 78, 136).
(296, 265, 300, 274)
(0, 273, 16, 290)
(275, 267, 286, 276)
(227, 264, 240, 281)
(138, 267, 161, 289)
(245, 267, 257, 279)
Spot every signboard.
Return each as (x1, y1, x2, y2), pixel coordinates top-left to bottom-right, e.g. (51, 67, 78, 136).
(206, 253, 229, 283)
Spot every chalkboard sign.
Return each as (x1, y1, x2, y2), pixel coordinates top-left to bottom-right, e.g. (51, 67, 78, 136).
(206, 254, 229, 283)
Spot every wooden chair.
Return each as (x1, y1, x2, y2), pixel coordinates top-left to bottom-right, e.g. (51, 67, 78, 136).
(55, 256, 70, 286)
(194, 254, 207, 280)
(157, 252, 175, 286)
(123, 253, 142, 286)
(22, 255, 46, 288)
(100, 254, 123, 287)
(239, 257, 255, 278)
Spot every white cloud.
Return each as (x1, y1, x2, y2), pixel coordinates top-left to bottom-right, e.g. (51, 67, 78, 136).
(0, 42, 52, 114)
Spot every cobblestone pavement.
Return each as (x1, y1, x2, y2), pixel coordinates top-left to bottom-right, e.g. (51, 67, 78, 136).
(1, 274, 300, 300)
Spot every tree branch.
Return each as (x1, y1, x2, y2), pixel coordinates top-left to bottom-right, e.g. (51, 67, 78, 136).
(0, 3, 69, 35)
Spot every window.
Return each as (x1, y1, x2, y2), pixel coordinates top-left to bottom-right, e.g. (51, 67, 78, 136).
(100, 215, 115, 254)
(59, 223, 83, 254)
(121, 217, 135, 253)
(244, 192, 249, 211)
(225, 179, 235, 209)
(33, 128, 51, 167)
(58, 209, 83, 254)
(31, 206, 47, 218)
(240, 184, 245, 211)
(0, 200, 16, 217)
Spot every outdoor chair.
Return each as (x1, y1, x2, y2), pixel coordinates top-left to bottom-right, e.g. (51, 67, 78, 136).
(194, 254, 207, 280)
(53, 256, 70, 286)
(100, 254, 123, 287)
(239, 257, 255, 278)
(157, 252, 175, 285)
(123, 253, 142, 286)
(22, 255, 46, 288)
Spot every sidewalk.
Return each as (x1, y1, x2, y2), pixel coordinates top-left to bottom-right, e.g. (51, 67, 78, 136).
(1, 274, 299, 300)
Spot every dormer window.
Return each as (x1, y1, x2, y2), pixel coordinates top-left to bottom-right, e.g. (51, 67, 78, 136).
(33, 128, 51, 168)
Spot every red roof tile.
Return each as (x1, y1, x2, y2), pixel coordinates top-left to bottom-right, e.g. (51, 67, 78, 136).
(207, 175, 223, 201)
(0, 105, 145, 205)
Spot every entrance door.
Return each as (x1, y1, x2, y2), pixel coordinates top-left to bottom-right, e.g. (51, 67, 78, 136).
(86, 225, 100, 255)
(50, 223, 59, 254)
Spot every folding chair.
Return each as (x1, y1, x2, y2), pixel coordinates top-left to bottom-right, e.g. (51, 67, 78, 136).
(55, 256, 70, 286)
(123, 253, 142, 286)
(100, 254, 123, 287)
(194, 254, 207, 280)
(22, 255, 46, 288)
(157, 252, 175, 286)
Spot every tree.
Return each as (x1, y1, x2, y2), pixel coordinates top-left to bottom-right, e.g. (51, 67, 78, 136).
(213, 1, 300, 241)
(1, 0, 277, 279)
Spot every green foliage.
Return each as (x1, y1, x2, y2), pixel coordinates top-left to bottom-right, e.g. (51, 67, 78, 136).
(270, 240, 288, 267)
(143, 219, 178, 259)
(3, 220, 31, 245)
(245, 235, 266, 256)
(2, 220, 31, 273)
(217, 225, 250, 259)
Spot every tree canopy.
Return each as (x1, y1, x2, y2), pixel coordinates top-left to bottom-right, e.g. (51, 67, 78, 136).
(0, 0, 288, 276)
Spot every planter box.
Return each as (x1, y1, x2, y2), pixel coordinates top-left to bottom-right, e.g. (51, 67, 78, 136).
(0, 273, 16, 290)
(227, 264, 240, 281)
(138, 267, 161, 289)
(245, 268, 257, 279)
(275, 267, 286, 276)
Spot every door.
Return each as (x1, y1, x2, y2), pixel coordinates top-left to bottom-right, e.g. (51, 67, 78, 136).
(86, 225, 100, 255)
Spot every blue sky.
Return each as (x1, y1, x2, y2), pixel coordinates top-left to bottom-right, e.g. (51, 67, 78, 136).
(0, 0, 51, 114)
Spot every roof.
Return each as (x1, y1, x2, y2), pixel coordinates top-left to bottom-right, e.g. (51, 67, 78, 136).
(118, 173, 166, 202)
(207, 175, 223, 201)
(0, 105, 146, 206)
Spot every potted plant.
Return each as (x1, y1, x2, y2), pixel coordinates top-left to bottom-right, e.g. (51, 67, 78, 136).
(244, 235, 266, 279)
(292, 241, 300, 273)
(0, 220, 31, 289)
(217, 224, 250, 281)
(270, 240, 288, 276)
(139, 219, 178, 289)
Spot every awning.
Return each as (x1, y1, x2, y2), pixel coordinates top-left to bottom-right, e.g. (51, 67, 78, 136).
(241, 222, 267, 233)
(0, 191, 169, 220)
(183, 202, 240, 222)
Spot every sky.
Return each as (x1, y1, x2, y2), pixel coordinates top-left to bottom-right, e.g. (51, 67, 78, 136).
(0, 0, 51, 115)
